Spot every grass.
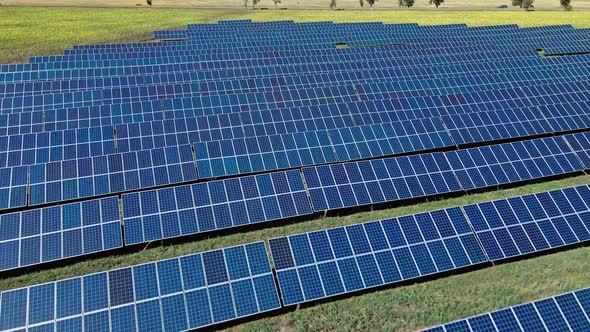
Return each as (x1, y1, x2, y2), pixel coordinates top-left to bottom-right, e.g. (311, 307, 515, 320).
(2, 8, 590, 63)
(1, 7, 590, 331)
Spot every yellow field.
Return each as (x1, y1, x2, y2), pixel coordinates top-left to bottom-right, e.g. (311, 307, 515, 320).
(1, 7, 590, 64)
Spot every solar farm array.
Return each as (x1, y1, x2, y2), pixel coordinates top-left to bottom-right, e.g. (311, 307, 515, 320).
(1, 19, 590, 331)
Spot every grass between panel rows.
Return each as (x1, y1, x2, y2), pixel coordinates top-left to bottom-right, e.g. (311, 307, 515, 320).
(1, 8, 590, 63)
(1, 175, 589, 331)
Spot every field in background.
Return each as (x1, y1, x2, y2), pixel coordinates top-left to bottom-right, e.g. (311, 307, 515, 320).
(1, 7, 590, 331)
(2, 7, 590, 63)
(3, 0, 590, 10)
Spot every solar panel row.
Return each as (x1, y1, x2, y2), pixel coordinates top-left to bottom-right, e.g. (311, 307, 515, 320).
(268, 184, 590, 306)
(3, 85, 588, 166)
(5, 76, 587, 148)
(10, 45, 506, 73)
(0, 114, 586, 212)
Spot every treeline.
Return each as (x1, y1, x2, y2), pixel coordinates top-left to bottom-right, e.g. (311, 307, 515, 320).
(243, 0, 573, 10)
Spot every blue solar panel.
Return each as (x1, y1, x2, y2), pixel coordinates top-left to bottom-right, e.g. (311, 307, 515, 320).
(442, 108, 554, 145)
(302, 152, 462, 212)
(0, 241, 280, 331)
(0, 125, 116, 168)
(565, 132, 590, 169)
(0, 196, 122, 271)
(28, 144, 196, 205)
(446, 136, 584, 190)
(0, 166, 27, 209)
(422, 287, 590, 332)
(122, 169, 312, 245)
(269, 207, 487, 306)
(329, 118, 453, 161)
(463, 184, 590, 261)
(194, 131, 337, 179)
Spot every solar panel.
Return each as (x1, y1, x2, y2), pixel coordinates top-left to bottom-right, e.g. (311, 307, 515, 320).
(122, 169, 312, 245)
(329, 118, 453, 162)
(463, 184, 590, 261)
(422, 287, 590, 332)
(442, 108, 554, 146)
(194, 131, 337, 179)
(0, 241, 280, 331)
(302, 152, 461, 212)
(0, 196, 122, 271)
(446, 136, 584, 190)
(269, 207, 487, 306)
(564, 132, 590, 168)
(28, 144, 197, 205)
(0, 125, 116, 168)
(0, 165, 27, 209)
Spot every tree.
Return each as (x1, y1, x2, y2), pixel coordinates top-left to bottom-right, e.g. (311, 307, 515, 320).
(252, 0, 260, 7)
(359, 0, 364, 6)
(560, 0, 572, 10)
(512, 0, 533, 8)
(273, 0, 282, 8)
(429, 0, 444, 7)
(366, 0, 377, 8)
(399, 0, 414, 7)
(330, 0, 337, 8)
(522, 0, 534, 9)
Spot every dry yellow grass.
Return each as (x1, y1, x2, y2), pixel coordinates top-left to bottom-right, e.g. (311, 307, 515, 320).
(2, 7, 590, 63)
